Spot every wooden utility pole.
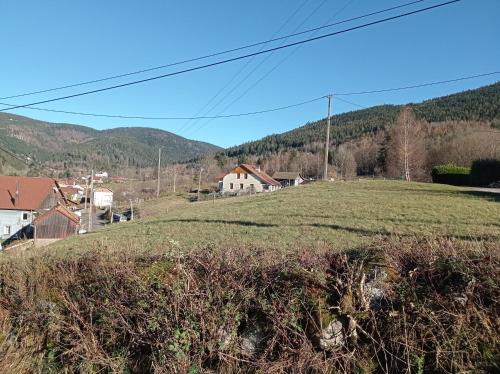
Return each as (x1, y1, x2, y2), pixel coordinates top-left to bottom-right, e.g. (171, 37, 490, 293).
(130, 199, 134, 221)
(84, 176, 88, 210)
(403, 108, 411, 182)
(173, 164, 177, 193)
(89, 170, 94, 231)
(197, 167, 202, 202)
(156, 148, 161, 198)
(323, 95, 332, 181)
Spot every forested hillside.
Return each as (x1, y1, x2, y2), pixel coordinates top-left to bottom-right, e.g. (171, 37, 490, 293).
(0, 114, 221, 175)
(224, 82, 500, 158)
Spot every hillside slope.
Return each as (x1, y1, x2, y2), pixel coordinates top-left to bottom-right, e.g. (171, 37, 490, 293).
(225, 82, 500, 158)
(0, 113, 221, 174)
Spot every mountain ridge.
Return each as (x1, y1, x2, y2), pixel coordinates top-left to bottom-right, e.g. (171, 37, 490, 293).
(0, 113, 222, 175)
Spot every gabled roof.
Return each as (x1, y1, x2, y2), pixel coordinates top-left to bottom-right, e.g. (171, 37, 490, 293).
(0, 176, 65, 210)
(239, 164, 281, 186)
(32, 204, 80, 225)
(272, 172, 303, 180)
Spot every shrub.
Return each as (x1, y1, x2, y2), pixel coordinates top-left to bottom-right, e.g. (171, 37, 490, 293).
(470, 159, 500, 186)
(0, 239, 498, 373)
(431, 164, 470, 186)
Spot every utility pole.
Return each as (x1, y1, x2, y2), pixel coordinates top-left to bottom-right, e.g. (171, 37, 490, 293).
(403, 108, 411, 182)
(173, 164, 177, 193)
(323, 95, 332, 181)
(156, 148, 161, 198)
(89, 170, 94, 232)
(84, 176, 88, 211)
(130, 199, 134, 221)
(197, 167, 203, 202)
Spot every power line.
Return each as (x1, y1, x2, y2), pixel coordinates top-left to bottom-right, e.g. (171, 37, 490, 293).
(1, 69, 496, 122)
(333, 95, 367, 109)
(187, 0, 356, 136)
(0, 0, 460, 113)
(0, 0, 426, 101)
(0, 96, 326, 120)
(335, 71, 500, 96)
(0, 71, 500, 120)
(185, 0, 351, 136)
(178, 0, 316, 134)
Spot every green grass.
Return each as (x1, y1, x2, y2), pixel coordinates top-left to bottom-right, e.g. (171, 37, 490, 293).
(51, 180, 500, 255)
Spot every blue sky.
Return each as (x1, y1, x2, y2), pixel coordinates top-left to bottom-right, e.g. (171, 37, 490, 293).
(1, 0, 499, 148)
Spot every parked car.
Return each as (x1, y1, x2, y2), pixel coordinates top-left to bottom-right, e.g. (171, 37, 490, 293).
(112, 213, 127, 223)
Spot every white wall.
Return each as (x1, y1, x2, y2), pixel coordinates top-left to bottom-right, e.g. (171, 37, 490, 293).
(222, 172, 264, 193)
(93, 191, 113, 207)
(0, 209, 33, 241)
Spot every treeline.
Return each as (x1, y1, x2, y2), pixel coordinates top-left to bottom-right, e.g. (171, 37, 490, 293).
(222, 82, 500, 160)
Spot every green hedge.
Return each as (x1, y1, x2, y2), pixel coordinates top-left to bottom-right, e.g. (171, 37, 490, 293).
(470, 159, 500, 186)
(431, 164, 471, 186)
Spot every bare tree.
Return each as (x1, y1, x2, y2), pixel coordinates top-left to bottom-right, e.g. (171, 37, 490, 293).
(386, 107, 426, 181)
(333, 144, 357, 179)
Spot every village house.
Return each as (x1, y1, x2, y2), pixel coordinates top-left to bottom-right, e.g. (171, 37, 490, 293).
(272, 172, 304, 187)
(0, 176, 67, 244)
(220, 164, 281, 194)
(93, 187, 113, 208)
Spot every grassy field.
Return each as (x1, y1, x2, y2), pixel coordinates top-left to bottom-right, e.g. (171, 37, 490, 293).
(51, 179, 500, 255)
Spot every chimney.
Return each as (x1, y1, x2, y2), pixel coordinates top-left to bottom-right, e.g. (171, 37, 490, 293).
(15, 180, 19, 203)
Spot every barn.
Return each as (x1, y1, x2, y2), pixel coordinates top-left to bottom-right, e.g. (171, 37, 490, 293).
(0, 176, 67, 243)
(32, 205, 80, 239)
(272, 172, 304, 187)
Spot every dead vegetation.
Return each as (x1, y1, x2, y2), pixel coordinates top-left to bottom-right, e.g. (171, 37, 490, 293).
(0, 238, 498, 373)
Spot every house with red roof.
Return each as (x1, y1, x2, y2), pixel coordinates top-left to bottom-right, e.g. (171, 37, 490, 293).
(220, 164, 281, 194)
(0, 176, 67, 244)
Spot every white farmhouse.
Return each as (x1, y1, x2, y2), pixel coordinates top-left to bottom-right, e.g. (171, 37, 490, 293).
(221, 164, 281, 194)
(93, 188, 113, 208)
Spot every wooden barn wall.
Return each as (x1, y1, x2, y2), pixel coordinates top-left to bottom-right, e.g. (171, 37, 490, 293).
(35, 213, 77, 239)
(39, 189, 61, 210)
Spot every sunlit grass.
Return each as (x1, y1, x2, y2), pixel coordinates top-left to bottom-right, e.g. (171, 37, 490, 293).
(46, 180, 500, 256)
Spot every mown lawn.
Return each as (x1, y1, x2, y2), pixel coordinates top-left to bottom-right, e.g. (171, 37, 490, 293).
(48, 180, 500, 255)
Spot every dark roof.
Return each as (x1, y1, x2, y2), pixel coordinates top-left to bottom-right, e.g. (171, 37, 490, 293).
(0, 176, 65, 210)
(239, 164, 281, 187)
(272, 172, 303, 180)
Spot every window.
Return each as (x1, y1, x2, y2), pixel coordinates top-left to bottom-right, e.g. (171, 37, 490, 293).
(240, 184, 244, 190)
(250, 184, 255, 190)
(230, 183, 234, 189)
(244, 173, 248, 179)
(22, 212, 29, 220)
(3, 226, 11, 236)
(237, 173, 240, 179)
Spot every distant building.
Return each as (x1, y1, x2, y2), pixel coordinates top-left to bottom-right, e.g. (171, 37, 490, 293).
(59, 185, 84, 202)
(95, 171, 108, 178)
(272, 172, 304, 187)
(93, 187, 113, 208)
(0, 176, 67, 244)
(32, 205, 80, 240)
(221, 164, 281, 194)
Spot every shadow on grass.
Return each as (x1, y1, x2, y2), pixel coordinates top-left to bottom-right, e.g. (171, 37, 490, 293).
(164, 218, 279, 228)
(459, 190, 500, 203)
